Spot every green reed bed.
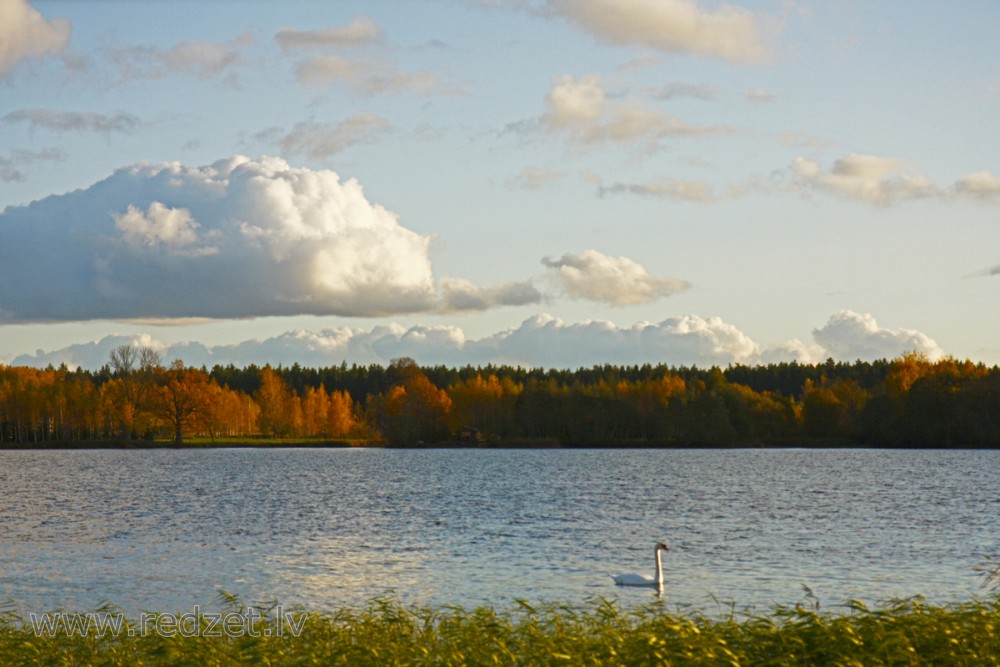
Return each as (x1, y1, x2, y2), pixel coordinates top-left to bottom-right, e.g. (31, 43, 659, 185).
(2, 596, 998, 666)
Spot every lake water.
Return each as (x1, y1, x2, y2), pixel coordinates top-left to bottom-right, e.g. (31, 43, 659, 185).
(1, 448, 997, 616)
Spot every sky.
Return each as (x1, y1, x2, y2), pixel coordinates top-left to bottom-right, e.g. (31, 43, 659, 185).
(2, 0, 1000, 371)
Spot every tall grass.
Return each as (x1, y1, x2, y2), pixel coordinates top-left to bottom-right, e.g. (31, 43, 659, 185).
(1, 595, 998, 666)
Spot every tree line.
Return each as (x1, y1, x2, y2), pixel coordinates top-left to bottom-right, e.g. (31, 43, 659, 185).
(1, 347, 999, 447)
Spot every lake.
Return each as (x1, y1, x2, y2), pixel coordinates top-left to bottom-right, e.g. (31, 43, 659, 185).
(0, 448, 997, 616)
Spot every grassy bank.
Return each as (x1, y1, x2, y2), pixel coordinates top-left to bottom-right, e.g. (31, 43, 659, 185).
(2, 596, 998, 666)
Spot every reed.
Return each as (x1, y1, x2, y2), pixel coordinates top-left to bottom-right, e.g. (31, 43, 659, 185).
(1, 595, 998, 666)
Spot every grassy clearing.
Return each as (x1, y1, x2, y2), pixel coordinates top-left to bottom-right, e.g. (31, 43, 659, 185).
(2, 595, 999, 666)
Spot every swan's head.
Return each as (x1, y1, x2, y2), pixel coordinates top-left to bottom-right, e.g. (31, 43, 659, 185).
(657, 542, 670, 551)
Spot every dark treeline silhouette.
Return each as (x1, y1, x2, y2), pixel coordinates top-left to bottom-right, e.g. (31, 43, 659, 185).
(2, 349, 999, 447)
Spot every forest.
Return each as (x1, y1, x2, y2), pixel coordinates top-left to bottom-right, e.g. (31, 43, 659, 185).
(1, 346, 999, 447)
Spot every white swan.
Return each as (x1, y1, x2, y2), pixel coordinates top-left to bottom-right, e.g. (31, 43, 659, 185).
(612, 543, 669, 588)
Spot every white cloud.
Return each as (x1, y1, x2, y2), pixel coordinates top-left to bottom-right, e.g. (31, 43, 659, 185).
(4, 109, 141, 135)
(758, 339, 825, 365)
(276, 16, 383, 51)
(598, 178, 715, 202)
(438, 277, 543, 311)
(106, 33, 251, 83)
(549, 0, 772, 63)
(791, 153, 942, 205)
(0, 0, 71, 76)
(277, 113, 391, 160)
(542, 74, 730, 148)
(280, 15, 456, 97)
(812, 310, 944, 362)
(296, 54, 445, 95)
(955, 170, 1000, 200)
(542, 250, 690, 305)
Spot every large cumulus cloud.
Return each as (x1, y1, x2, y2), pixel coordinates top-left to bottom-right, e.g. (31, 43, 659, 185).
(0, 156, 445, 321)
(811, 310, 944, 362)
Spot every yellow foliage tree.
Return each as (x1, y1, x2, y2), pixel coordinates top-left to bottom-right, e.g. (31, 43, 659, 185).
(327, 389, 356, 438)
(255, 367, 296, 437)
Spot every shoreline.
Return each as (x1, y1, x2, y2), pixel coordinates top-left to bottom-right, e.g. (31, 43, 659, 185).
(2, 438, 997, 450)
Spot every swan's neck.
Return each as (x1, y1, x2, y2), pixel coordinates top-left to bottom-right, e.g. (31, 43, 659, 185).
(654, 547, 664, 586)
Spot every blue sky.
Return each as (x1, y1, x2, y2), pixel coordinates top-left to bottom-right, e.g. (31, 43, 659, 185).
(2, 0, 1000, 370)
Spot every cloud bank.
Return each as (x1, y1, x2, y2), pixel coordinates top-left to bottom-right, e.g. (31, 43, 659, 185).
(9, 310, 942, 371)
(0, 0, 71, 75)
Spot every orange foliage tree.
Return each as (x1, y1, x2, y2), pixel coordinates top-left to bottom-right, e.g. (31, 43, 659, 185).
(370, 359, 452, 445)
(255, 367, 298, 437)
(146, 361, 215, 445)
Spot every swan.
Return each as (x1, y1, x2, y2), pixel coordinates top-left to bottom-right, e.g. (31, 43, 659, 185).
(611, 543, 669, 588)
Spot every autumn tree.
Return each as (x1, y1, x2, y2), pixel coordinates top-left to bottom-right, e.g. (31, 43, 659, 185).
(255, 366, 297, 437)
(447, 374, 519, 440)
(327, 389, 356, 438)
(885, 352, 932, 399)
(0, 365, 42, 443)
(620, 375, 687, 442)
(371, 359, 452, 445)
(57, 371, 102, 440)
(106, 344, 162, 439)
(300, 385, 329, 437)
(147, 361, 214, 445)
(205, 385, 259, 439)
